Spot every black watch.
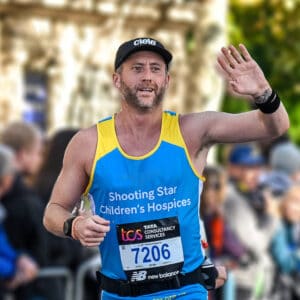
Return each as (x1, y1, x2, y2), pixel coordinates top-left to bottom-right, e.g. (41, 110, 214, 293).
(63, 216, 77, 238)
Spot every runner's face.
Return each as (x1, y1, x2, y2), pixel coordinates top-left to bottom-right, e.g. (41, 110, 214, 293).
(115, 51, 169, 111)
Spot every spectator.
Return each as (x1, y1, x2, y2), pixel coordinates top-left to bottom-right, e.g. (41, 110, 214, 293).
(34, 128, 78, 207)
(0, 122, 46, 300)
(0, 144, 38, 300)
(226, 143, 265, 184)
(223, 143, 277, 299)
(200, 166, 247, 300)
(258, 170, 292, 219)
(269, 184, 300, 300)
(270, 141, 300, 184)
(257, 132, 290, 163)
(201, 166, 246, 262)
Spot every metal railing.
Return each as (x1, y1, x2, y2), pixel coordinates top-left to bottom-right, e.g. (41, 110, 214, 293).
(3, 266, 74, 300)
(3, 254, 101, 300)
(7, 255, 268, 300)
(38, 266, 74, 300)
(74, 254, 101, 300)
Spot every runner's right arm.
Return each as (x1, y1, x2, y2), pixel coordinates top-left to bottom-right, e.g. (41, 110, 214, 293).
(43, 127, 110, 247)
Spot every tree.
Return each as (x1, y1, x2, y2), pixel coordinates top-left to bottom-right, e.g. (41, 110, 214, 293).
(223, 0, 300, 144)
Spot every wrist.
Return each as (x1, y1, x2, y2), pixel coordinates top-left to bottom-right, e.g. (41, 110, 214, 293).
(71, 216, 85, 240)
(63, 216, 76, 238)
(251, 82, 272, 100)
(254, 89, 281, 114)
(253, 88, 272, 104)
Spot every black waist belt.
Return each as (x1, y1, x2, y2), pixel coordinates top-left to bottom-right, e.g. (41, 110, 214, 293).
(96, 266, 205, 297)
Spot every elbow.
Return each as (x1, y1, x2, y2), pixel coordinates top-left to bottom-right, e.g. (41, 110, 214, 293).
(43, 213, 50, 233)
(270, 112, 290, 138)
(284, 117, 290, 132)
(43, 207, 53, 234)
(279, 107, 290, 136)
(280, 108, 290, 134)
(274, 118, 290, 138)
(279, 116, 290, 137)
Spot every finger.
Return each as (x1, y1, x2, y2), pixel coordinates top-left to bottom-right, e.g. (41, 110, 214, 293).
(87, 230, 107, 238)
(86, 243, 103, 248)
(82, 241, 102, 247)
(228, 45, 243, 63)
(239, 44, 252, 62)
(217, 55, 233, 75)
(81, 238, 105, 247)
(92, 215, 110, 225)
(215, 62, 230, 80)
(217, 266, 227, 279)
(221, 47, 237, 68)
(93, 223, 110, 233)
(84, 236, 105, 243)
(215, 278, 225, 289)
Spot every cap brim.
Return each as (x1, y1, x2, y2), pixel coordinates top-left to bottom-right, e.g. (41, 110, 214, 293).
(115, 45, 172, 70)
(238, 157, 265, 166)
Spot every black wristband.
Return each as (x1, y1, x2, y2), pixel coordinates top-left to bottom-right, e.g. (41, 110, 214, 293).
(255, 90, 281, 114)
(200, 257, 219, 290)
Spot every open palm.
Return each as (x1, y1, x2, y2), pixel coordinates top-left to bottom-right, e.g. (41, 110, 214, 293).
(217, 44, 270, 98)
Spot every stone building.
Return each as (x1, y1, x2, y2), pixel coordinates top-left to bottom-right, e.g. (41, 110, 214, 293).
(0, 0, 228, 133)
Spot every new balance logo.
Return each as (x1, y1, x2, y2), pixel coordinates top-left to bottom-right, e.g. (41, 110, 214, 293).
(130, 270, 147, 282)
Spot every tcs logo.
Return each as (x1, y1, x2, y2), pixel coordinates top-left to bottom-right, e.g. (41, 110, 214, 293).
(121, 228, 143, 242)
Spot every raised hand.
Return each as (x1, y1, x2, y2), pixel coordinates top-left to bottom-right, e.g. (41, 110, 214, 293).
(217, 44, 271, 99)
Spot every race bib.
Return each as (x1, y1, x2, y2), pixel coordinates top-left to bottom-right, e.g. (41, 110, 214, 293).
(116, 217, 184, 283)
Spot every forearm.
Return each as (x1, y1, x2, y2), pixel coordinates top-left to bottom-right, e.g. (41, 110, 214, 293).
(43, 202, 73, 238)
(256, 102, 290, 138)
(251, 85, 288, 132)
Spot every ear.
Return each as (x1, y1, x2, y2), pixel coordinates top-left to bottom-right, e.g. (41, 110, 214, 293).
(112, 73, 121, 89)
(165, 74, 170, 89)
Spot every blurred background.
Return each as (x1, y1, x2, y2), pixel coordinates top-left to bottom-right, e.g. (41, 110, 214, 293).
(1, 1, 300, 300)
(0, 0, 299, 147)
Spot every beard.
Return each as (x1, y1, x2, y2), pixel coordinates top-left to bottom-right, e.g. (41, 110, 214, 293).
(119, 79, 166, 112)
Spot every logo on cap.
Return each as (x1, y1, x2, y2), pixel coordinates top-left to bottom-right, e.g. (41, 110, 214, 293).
(133, 38, 157, 47)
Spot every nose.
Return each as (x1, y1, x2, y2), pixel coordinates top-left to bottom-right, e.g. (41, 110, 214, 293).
(141, 66, 153, 81)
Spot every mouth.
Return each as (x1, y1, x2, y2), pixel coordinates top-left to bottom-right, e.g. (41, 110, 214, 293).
(138, 88, 154, 93)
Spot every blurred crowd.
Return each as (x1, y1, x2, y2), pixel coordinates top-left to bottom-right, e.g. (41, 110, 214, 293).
(0, 122, 98, 300)
(1, 120, 300, 300)
(202, 136, 300, 300)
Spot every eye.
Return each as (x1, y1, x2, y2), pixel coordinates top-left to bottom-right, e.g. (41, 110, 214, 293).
(132, 65, 143, 72)
(151, 65, 162, 73)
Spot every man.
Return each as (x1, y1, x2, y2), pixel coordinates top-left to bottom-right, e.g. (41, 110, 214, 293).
(43, 37, 289, 300)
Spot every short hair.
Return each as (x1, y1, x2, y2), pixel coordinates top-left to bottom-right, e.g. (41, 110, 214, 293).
(0, 144, 15, 177)
(1, 122, 42, 152)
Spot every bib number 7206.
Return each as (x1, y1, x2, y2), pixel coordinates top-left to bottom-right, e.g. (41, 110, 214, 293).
(131, 243, 171, 264)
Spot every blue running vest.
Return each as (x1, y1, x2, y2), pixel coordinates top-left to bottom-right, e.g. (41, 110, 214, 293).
(84, 111, 205, 283)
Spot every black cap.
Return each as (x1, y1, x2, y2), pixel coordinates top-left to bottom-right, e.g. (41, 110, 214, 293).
(114, 37, 173, 70)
